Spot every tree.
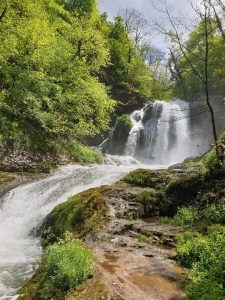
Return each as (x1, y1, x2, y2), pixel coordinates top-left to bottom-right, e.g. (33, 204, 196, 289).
(119, 8, 149, 47)
(152, 0, 221, 161)
(0, 0, 114, 154)
(208, 0, 225, 41)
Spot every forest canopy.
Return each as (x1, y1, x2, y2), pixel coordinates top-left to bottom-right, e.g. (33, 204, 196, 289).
(0, 0, 164, 158)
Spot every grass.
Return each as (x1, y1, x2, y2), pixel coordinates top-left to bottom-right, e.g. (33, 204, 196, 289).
(71, 145, 102, 164)
(138, 190, 158, 217)
(138, 234, 148, 243)
(43, 239, 94, 292)
(0, 172, 16, 184)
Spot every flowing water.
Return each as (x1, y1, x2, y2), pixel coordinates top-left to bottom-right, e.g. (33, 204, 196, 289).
(0, 99, 208, 298)
(0, 156, 160, 299)
(105, 99, 210, 166)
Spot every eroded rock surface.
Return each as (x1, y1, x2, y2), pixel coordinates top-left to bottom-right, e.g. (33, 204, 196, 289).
(69, 181, 186, 300)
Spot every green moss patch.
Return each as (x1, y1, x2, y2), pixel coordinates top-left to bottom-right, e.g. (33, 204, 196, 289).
(71, 145, 102, 164)
(124, 169, 170, 188)
(0, 172, 16, 185)
(42, 186, 108, 247)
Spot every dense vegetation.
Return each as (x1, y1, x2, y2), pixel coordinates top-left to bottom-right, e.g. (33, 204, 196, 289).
(0, 0, 166, 161)
(167, 4, 225, 102)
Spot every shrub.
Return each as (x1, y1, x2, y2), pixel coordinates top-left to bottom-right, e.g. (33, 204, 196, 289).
(202, 199, 225, 225)
(176, 225, 225, 299)
(164, 207, 197, 226)
(176, 231, 208, 268)
(43, 240, 94, 292)
(185, 279, 224, 300)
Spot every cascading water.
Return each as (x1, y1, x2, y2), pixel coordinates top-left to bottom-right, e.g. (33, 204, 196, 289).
(107, 99, 209, 166)
(134, 100, 193, 165)
(0, 99, 211, 298)
(0, 157, 154, 299)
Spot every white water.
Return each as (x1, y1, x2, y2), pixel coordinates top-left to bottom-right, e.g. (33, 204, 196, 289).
(0, 100, 208, 298)
(124, 100, 201, 166)
(0, 156, 161, 299)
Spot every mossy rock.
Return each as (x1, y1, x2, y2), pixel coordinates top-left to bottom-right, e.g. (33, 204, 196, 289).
(108, 114, 132, 155)
(0, 172, 16, 184)
(124, 169, 171, 189)
(42, 186, 108, 247)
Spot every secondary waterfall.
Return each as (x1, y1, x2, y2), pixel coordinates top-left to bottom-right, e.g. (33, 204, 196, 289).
(0, 157, 154, 299)
(105, 99, 207, 166)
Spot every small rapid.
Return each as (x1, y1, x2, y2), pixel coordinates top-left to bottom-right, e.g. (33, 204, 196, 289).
(0, 156, 158, 299)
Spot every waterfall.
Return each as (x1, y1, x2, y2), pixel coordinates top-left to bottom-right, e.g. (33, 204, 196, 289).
(123, 99, 206, 166)
(0, 99, 212, 298)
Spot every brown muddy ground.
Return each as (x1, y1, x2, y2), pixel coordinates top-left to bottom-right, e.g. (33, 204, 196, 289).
(69, 182, 186, 300)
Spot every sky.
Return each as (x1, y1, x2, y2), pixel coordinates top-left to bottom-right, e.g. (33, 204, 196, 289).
(99, 0, 197, 49)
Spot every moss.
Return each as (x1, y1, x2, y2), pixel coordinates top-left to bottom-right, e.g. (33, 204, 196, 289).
(0, 172, 16, 184)
(42, 186, 108, 247)
(19, 186, 111, 299)
(138, 234, 148, 243)
(109, 114, 132, 155)
(186, 149, 217, 174)
(124, 169, 170, 188)
(71, 145, 102, 164)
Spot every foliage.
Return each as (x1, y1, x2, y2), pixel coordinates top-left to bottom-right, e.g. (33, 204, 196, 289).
(0, 0, 169, 157)
(176, 225, 225, 300)
(42, 239, 94, 292)
(164, 207, 197, 227)
(176, 231, 208, 268)
(172, 20, 225, 98)
(138, 190, 157, 217)
(0, 0, 114, 155)
(201, 198, 225, 225)
(70, 145, 102, 164)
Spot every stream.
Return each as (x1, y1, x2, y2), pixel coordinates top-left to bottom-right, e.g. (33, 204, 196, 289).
(0, 99, 210, 299)
(0, 156, 160, 299)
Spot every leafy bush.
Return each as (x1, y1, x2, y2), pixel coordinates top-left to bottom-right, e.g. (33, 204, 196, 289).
(176, 231, 208, 268)
(164, 207, 197, 226)
(43, 240, 94, 292)
(176, 225, 225, 299)
(201, 199, 225, 225)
